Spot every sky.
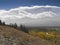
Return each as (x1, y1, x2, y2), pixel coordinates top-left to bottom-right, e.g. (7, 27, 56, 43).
(0, 0, 60, 9)
(0, 0, 60, 26)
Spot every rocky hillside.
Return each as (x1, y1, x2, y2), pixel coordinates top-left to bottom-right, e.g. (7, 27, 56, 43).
(0, 25, 55, 45)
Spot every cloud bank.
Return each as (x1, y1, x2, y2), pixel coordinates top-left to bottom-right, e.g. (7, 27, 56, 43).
(0, 5, 60, 26)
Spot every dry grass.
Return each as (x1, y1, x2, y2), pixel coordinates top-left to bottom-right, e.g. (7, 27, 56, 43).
(0, 25, 56, 45)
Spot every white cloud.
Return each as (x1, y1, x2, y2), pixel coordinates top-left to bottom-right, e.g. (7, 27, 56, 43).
(0, 5, 60, 26)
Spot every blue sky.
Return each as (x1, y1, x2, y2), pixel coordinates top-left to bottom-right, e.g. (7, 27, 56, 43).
(0, 0, 60, 9)
(0, 0, 60, 26)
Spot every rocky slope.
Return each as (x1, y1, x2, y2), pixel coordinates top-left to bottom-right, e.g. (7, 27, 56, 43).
(0, 25, 55, 45)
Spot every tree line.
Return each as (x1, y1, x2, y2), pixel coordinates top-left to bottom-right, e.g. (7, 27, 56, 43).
(0, 20, 5, 25)
(0, 20, 28, 33)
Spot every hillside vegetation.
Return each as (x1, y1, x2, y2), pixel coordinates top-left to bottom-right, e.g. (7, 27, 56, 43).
(0, 25, 54, 45)
(28, 28, 60, 45)
(0, 20, 59, 45)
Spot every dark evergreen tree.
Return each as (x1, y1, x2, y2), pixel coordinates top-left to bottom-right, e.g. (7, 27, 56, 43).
(13, 23, 17, 28)
(0, 20, 2, 25)
(2, 22, 5, 25)
(20, 24, 28, 33)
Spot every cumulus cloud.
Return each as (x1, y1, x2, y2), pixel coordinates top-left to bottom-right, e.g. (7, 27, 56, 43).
(0, 5, 60, 26)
